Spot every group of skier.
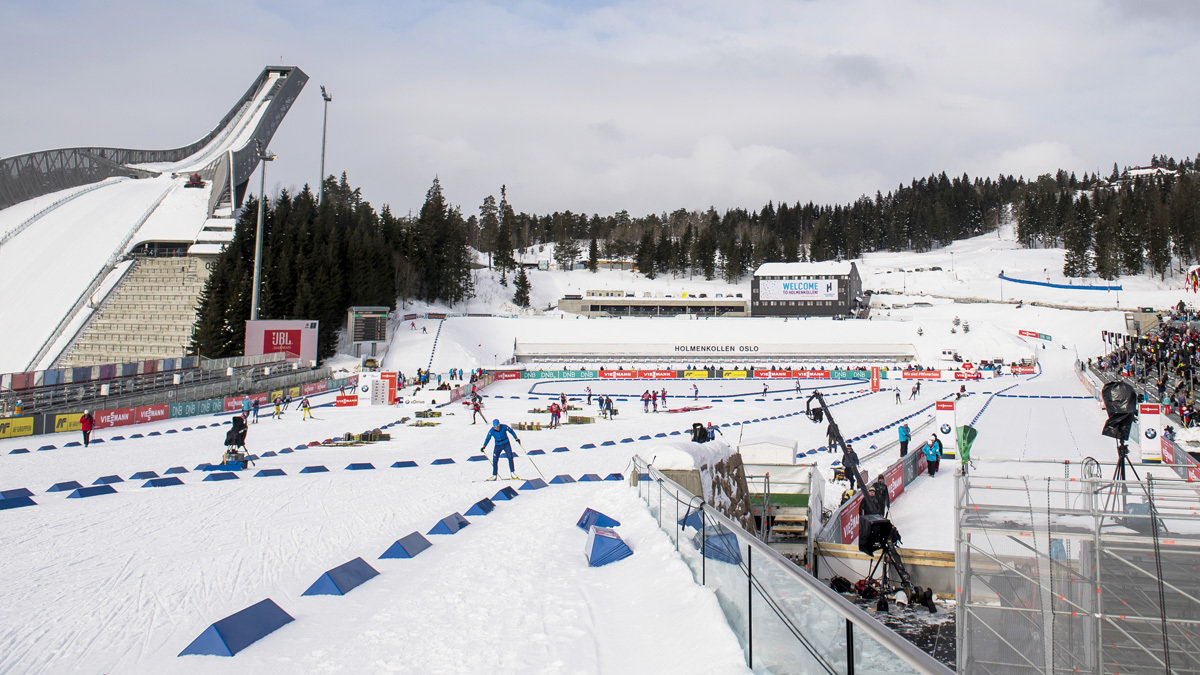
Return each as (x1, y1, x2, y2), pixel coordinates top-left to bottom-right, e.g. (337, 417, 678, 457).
(640, 388, 669, 412)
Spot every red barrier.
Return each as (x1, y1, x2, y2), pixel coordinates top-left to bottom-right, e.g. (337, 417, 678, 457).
(637, 370, 676, 379)
(792, 370, 830, 379)
(884, 464, 905, 501)
(135, 404, 169, 425)
(954, 371, 982, 380)
(301, 382, 327, 395)
(493, 371, 521, 381)
(902, 370, 942, 379)
(335, 395, 358, 407)
(600, 370, 638, 379)
(840, 493, 863, 544)
(95, 407, 135, 429)
(754, 370, 792, 378)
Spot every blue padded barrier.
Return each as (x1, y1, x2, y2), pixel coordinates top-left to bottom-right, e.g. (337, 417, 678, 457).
(111, 435, 126, 440)
(261, 451, 278, 458)
(148, 431, 161, 436)
(178, 598, 294, 657)
(694, 530, 743, 565)
(601, 441, 616, 446)
(392, 461, 418, 468)
(637, 435, 651, 440)
(604, 473, 624, 481)
(10, 448, 30, 454)
(299, 466, 328, 474)
(93, 475, 123, 485)
(130, 434, 144, 439)
(581, 443, 596, 449)
(130, 471, 159, 480)
(68, 485, 117, 499)
(380, 532, 433, 559)
(619, 438, 634, 444)
(204, 472, 240, 482)
(143, 477, 184, 488)
(165, 430, 177, 434)
(166, 466, 189, 474)
(279, 449, 293, 454)
(48, 480, 83, 492)
(520, 478, 548, 491)
(577, 507, 621, 531)
(0, 496, 36, 510)
(679, 508, 704, 530)
(585, 527, 633, 567)
(527, 449, 546, 455)
(553, 447, 570, 453)
(578, 473, 602, 482)
(492, 486, 519, 501)
(550, 475, 576, 484)
(655, 433, 667, 438)
(431, 458, 455, 465)
(467, 455, 487, 462)
(1, 488, 34, 500)
(255, 469, 287, 477)
(427, 513, 470, 535)
(65, 441, 81, 447)
(302, 557, 380, 596)
(465, 498, 496, 516)
(195, 463, 212, 471)
(345, 463, 375, 471)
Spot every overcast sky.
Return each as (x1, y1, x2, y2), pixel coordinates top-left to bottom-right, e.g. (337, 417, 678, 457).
(2, 1, 1198, 217)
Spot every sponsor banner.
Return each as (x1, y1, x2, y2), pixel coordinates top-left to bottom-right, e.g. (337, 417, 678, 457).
(936, 400, 958, 455)
(381, 372, 397, 405)
(224, 392, 270, 412)
(288, 386, 301, 398)
(902, 370, 942, 379)
(335, 395, 358, 407)
(683, 370, 709, 378)
(840, 493, 863, 545)
(793, 370, 831, 379)
(831, 370, 869, 380)
(599, 370, 638, 379)
(170, 401, 197, 419)
(271, 390, 285, 401)
(302, 382, 327, 396)
(638, 370, 676, 379)
(754, 370, 792, 379)
(1139, 404, 1162, 462)
(245, 319, 319, 364)
(55, 414, 83, 433)
(136, 404, 169, 425)
(1010, 366, 1037, 375)
(1019, 329, 1053, 341)
(917, 448, 928, 475)
(722, 370, 748, 379)
(95, 407, 135, 429)
(0, 416, 34, 438)
(902, 452, 919, 485)
(954, 371, 982, 380)
(492, 371, 522, 381)
(347, 374, 359, 387)
(870, 367, 880, 392)
(1161, 437, 1176, 467)
(759, 278, 839, 302)
(521, 369, 599, 379)
(884, 463, 905, 501)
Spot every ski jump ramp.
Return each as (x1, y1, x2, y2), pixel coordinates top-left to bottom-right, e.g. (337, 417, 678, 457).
(0, 66, 308, 373)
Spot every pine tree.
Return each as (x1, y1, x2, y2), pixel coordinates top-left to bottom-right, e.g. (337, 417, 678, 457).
(479, 195, 499, 267)
(1063, 194, 1094, 278)
(495, 186, 516, 273)
(553, 233, 580, 271)
(637, 228, 657, 278)
(588, 236, 599, 273)
(513, 267, 531, 308)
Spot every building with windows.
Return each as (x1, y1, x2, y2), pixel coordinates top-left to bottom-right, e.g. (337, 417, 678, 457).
(750, 261, 864, 317)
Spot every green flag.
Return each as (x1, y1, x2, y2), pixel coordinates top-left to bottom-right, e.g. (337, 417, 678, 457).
(956, 425, 978, 462)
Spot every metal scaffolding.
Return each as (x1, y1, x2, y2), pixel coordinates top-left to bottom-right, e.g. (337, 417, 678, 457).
(956, 462, 1200, 674)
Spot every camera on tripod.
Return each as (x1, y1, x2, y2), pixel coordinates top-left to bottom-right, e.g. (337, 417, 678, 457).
(859, 515, 900, 555)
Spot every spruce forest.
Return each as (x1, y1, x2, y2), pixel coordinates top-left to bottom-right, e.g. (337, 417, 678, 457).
(191, 154, 1200, 362)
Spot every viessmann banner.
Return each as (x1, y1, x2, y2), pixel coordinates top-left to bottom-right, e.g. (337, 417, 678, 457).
(758, 278, 839, 301)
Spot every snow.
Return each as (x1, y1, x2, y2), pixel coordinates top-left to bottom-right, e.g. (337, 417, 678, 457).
(5, 178, 1200, 668)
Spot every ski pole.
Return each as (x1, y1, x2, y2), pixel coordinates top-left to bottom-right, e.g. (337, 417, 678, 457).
(516, 439, 545, 480)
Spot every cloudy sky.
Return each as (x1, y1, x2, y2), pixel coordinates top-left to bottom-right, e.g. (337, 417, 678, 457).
(2, 1, 1198, 217)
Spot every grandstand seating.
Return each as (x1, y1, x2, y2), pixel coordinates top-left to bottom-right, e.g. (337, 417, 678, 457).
(58, 257, 209, 367)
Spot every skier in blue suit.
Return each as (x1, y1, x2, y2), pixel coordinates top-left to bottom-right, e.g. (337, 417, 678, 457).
(481, 419, 522, 480)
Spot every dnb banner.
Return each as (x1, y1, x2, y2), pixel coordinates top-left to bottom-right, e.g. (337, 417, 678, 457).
(245, 320, 319, 365)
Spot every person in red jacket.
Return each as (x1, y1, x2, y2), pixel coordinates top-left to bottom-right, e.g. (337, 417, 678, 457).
(79, 410, 95, 447)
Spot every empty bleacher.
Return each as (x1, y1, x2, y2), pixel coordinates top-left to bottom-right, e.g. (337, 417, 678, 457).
(57, 257, 210, 367)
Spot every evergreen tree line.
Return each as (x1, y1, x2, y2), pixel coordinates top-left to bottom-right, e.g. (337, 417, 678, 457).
(191, 174, 471, 361)
(1016, 155, 1200, 280)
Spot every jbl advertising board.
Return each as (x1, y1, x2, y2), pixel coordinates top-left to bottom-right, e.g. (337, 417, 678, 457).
(935, 400, 957, 457)
(244, 320, 319, 365)
(758, 278, 839, 302)
(1138, 403, 1162, 463)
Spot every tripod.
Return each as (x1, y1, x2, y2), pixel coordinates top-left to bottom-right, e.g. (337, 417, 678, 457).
(864, 540, 914, 596)
(1100, 441, 1166, 535)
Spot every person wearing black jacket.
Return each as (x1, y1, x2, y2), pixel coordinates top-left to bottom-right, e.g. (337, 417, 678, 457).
(860, 484, 888, 518)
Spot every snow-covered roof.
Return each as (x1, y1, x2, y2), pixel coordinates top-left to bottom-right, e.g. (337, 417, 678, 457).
(755, 261, 856, 277)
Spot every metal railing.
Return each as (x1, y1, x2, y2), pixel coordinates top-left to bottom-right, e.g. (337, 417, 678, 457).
(632, 456, 951, 673)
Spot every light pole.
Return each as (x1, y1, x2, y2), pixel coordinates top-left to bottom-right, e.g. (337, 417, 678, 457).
(250, 140, 276, 321)
(318, 85, 332, 203)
